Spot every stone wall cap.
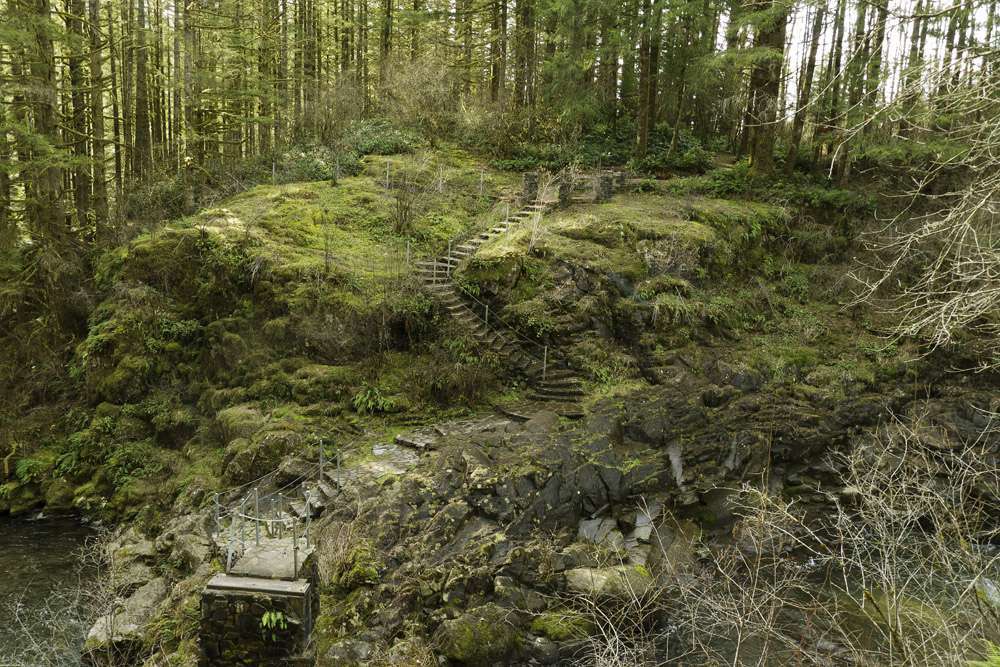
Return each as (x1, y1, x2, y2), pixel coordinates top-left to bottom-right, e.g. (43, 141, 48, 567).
(206, 573, 310, 596)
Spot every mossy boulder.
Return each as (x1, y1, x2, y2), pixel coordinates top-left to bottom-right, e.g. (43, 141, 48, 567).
(329, 541, 382, 590)
(43, 478, 76, 510)
(223, 428, 302, 484)
(291, 364, 357, 404)
(564, 564, 653, 599)
(214, 404, 266, 443)
(529, 609, 594, 641)
(434, 603, 520, 665)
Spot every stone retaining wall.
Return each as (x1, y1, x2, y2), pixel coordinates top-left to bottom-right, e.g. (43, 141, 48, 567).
(199, 553, 319, 665)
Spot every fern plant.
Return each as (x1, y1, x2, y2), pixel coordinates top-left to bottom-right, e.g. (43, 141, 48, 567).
(259, 610, 288, 642)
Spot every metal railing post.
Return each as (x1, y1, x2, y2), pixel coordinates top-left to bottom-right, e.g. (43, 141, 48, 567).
(406, 240, 411, 266)
(239, 496, 246, 553)
(543, 346, 548, 381)
(319, 439, 325, 481)
(337, 451, 342, 491)
(447, 241, 452, 276)
(292, 522, 299, 578)
(278, 494, 284, 539)
(254, 487, 260, 546)
(304, 489, 311, 549)
(270, 497, 277, 538)
(213, 493, 220, 537)
(485, 304, 489, 327)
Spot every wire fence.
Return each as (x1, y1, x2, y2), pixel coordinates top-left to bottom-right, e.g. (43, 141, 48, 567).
(213, 437, 354, 576)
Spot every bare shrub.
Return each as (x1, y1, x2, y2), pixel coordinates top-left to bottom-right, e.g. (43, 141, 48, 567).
(849, 47, 1000, 369)
(566, 412, 999, 666)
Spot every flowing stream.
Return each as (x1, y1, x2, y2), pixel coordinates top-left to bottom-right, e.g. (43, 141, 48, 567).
(0, 514, 95, 667)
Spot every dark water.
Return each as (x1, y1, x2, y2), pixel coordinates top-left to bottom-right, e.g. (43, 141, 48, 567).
(0, 515, 95, 667)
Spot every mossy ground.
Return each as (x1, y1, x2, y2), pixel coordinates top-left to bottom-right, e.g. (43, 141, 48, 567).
(460, 178, 908, 402)
(1, 147, 527, 522)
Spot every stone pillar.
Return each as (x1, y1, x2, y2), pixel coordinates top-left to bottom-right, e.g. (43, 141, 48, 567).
(199, 547, 319, 666)
(557, 179, 573, 208)
(596, 172, 614, 203)
(521, 171, 539, 204)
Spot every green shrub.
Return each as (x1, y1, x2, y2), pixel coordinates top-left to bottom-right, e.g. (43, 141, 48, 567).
(15, 457, 49, 484)
(343, 119, 419, 155)
(351, 384, 397, 414)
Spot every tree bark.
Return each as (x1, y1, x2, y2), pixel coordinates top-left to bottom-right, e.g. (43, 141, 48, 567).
(89, 0, 110, 230)
(66, 0, 92, 227)
(133, 0, 152, 178)
(747, 0, 787, 176)
(785, 2, 825, 173)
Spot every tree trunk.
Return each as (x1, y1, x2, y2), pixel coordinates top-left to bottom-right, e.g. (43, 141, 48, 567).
(636, 0, 652, 157)
(747, 0, 787, 176)
(66, 0, 92, 228)
(133, 0, 152, 179)
(26, 0, 68, 239)
(107, 2, 124, 202)
(785, 2, 825, 173)
(89, 0, 110, 230)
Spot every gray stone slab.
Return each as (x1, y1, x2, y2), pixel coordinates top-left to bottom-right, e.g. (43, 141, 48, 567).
(228, 537, 314, 580)
(206, 573, 310, 596)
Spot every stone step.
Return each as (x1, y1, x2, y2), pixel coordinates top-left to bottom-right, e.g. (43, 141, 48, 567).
(537, 376, 583, 388)
(316, 480, 337, 499)
(528, 391, 578, 403)
(323, 469, 349, 489)
(534, 385, 585, 398)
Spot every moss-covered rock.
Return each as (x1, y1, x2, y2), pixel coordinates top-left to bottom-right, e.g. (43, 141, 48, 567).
(434, 603, 520, 665)
(529, 609, 594, 641)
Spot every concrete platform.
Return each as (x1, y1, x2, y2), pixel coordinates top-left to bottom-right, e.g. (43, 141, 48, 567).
(206, 573, 310, 595)
(229, 537, 314, 580)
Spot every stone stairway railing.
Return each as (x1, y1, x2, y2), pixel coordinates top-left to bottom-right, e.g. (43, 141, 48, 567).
(411, 173, 595, 403)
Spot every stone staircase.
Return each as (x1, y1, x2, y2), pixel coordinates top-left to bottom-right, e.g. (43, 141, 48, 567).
(411, 194, 585, 404)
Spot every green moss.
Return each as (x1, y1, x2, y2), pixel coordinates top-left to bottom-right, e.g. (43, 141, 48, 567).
(435, 603, 520, 665)
(529, 609, 594, 641)
(331, 540, 382, 590)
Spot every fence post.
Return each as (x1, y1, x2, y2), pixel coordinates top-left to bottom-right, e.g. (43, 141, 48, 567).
(292, 521, 299, 578)
(278, 494, 284, 539)
(270, 497, 277, 538)
(406, 240, 411, 266)
(337, 451, 342, 490)
(480, 169, 485, 197)
(239, 497, 246, 553)
(304, 489, 311, 549)
(254, 487, 260, 546)
(385, 160, 390, 189)
(319, 439, 325, 481)
(447, 241, 452, 276)
(543, 346, 548, 381)
(485, 304, 489, 327)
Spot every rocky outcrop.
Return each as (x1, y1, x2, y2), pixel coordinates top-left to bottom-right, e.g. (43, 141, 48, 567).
(84, 578, 169, 665)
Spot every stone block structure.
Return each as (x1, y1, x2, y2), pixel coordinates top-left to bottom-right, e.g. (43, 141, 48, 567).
(521, 171, 539, 204)
(557, 179, 573, 207)
(199, 540, 319, 666)
(596, 172, 615, 202)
